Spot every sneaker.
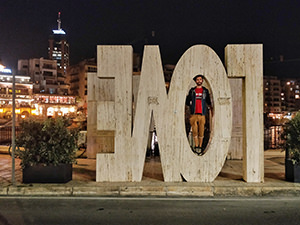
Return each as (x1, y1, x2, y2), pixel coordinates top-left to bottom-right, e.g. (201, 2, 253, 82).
(195, 146, 202, 155)
(199, 147, 205, 155)
(192, 146, 198, 153)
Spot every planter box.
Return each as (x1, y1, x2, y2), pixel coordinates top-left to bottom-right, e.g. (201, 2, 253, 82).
(23, 164, 72, 183)
(285, 159, 300, 183)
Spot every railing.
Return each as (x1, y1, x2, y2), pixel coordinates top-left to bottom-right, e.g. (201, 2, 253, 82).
(0, 126, 21, 145)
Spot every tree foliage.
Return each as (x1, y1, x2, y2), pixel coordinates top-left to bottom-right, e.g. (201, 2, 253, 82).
(282, 112, 300, 165)
(15, 117, 78, 168)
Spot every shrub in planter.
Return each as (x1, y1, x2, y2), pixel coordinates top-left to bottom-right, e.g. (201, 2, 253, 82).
(15, 117, 78, 183)
(281, 112, 300, 182)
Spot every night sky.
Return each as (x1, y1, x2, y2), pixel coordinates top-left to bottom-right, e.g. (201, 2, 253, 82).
(1, 0, 300, 77)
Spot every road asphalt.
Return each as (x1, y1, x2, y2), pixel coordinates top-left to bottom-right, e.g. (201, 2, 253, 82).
(1, 147, 300, 197)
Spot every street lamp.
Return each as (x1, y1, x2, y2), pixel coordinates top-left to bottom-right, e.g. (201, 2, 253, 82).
(11, 70, 16, 185)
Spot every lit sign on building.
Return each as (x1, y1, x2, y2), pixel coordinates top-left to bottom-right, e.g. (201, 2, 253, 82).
(52, 29, 66, 35)
(0, 65, 12, 74)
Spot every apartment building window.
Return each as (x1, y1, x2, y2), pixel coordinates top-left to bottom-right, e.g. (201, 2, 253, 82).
(44, 71, 53, 76)
(44, 63, 54, 69)
(49, 88, 55, 94)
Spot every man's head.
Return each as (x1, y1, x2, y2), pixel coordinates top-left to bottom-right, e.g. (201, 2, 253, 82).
(193, 74, 204, 86)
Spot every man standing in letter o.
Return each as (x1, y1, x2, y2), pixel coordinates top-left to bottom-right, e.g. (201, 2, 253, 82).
(186, 74, 212, 155)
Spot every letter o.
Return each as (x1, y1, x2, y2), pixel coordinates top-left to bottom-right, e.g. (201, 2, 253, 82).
(163, 45, 232, 182)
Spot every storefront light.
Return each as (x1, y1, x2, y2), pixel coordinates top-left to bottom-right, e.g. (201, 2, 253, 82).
(31, 109, 36, 115)
(61, 107, 68, 115)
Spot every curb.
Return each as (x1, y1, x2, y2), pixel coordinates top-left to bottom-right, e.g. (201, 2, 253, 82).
(1, 182, 300, 197)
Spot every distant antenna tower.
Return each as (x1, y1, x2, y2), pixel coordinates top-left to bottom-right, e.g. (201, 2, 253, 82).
(57, 12, 62, 30)
(52, 11, 66, 34)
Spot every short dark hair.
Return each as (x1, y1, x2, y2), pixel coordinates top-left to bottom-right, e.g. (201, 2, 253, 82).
(193, 74, 204, 81)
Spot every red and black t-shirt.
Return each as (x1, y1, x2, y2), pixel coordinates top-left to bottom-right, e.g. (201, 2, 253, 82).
(195, 87, 203, 114)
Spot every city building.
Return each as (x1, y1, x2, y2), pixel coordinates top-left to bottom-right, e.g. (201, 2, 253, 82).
(0, 62, 76, 118)
(263, 76, 282, 113)
(263, 76, 300, 126)
(263, 76, 300, 114)
(66, 58, 97, 112)
(0, 13, 78, 120)
(281, 79, 300, 112)
(0, 64, 34, 118)
(18, 57, 69, 95)
(48, 12, 69, 77)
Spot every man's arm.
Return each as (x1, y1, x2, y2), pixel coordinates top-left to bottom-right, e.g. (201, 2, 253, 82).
(206, 90, 213, 117)
(185, 89, 192, 106)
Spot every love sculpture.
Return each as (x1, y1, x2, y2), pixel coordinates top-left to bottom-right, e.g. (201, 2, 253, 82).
(87, 44, 263, 183)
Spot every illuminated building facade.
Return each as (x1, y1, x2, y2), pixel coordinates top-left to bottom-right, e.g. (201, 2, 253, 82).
(48, 12, 69, 77)
(32, 94, 76, 118)
(0, 63, 76, 118)
(0, 64, 33, 118)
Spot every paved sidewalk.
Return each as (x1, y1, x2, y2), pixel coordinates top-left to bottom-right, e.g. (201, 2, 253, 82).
(1, 148, 300, 197)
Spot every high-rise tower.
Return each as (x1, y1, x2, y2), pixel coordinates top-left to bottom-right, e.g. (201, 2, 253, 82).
(48, 12, 69, 77)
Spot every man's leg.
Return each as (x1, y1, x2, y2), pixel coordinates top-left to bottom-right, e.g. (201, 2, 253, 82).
(198, 115, 206, 148)
(189, 115, 199, 147)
